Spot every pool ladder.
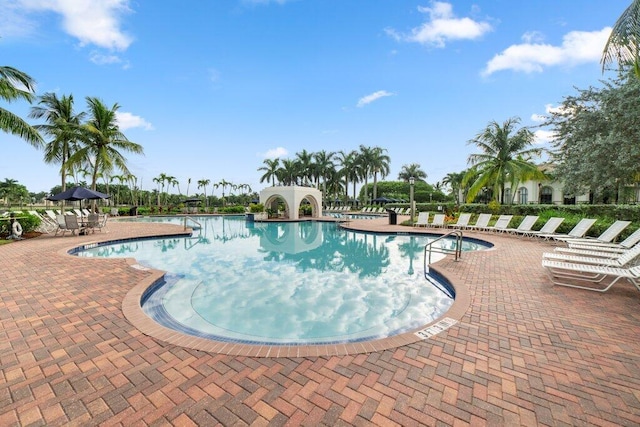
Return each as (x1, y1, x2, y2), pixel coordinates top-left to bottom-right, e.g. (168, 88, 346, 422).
(183, 216, 201, 232)
(423, 229, 463, 268)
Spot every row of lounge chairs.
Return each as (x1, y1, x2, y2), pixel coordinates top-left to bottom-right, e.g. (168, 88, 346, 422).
(542, 226, 640, 292)
(27, 209, 109, 236)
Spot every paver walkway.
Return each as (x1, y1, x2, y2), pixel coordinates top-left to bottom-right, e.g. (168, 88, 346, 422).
(1, 217, 639, 426)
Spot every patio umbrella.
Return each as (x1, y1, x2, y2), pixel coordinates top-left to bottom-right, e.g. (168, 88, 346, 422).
(371, 196, 392, 205)
(47, 186, 110, 213)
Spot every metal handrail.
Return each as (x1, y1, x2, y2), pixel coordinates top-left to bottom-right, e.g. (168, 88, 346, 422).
(423, 229, 463, 269)
(183, 216, 201, 232)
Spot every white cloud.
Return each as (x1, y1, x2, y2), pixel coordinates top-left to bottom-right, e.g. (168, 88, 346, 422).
(357, 90, 394, 108)
(261, 147, 288, 158)
(482, 27, 611, 76)
(10, 0, 133, 50)
(533, 129, 555, 145)
(115, 112, 154, 131)
(386, 1, 492, 48)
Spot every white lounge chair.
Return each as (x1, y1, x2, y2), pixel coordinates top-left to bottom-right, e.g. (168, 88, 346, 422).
(466, 214, 492, 232)
(28, 210, 57, 233)
(567, 228, 640, 253)
(430, 214, 446, 228)
(414, 212, 429, 227)
(542, 259, 640, 292)
(542, 243, 640, 268)
(505, 215, 539, 235)
(448, 213, 471, 229)
(485, 215, 513, 233)
(557, 220, 631, 245)
(524, 217, 565, 238)
(536, 218, 597, 241)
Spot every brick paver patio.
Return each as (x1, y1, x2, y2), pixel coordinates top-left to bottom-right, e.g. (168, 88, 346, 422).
(1, 217, 639, 426)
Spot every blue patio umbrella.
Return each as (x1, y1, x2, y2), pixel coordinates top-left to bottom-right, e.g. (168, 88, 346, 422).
(47, 186, 110, 212)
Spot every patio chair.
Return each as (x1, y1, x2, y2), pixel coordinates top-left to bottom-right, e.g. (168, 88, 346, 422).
(429, 214, 446, 228)
(55, 214, 69, 236)
(64, 214, 82, 236)
(85, 213, 100, 234)
(542, 259, 640, 292)
(504, 215, 539, 235)
(466, 213, 492, 232)
(556, 220, 631, 245)
(523, 217, 565, 238)
(535, 218, 597, 241)
(567, 228, 640, 253)
(448, 213, 471, 229)
(414, 212, 429, 227)
(485, 215, 513, 233)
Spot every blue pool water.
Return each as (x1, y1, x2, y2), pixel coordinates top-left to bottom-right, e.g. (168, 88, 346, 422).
(76, 216, 489, 345)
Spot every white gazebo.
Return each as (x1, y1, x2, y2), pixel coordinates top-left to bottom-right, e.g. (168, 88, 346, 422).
(259, 185, 323, 220)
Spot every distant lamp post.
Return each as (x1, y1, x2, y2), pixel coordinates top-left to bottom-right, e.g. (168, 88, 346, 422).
(409, 177, 415, 224)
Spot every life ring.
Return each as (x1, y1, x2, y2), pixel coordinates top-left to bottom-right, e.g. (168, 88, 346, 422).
(12, 220, 23, 237)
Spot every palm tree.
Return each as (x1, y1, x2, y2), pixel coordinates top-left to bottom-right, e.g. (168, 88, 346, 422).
(198, 178, 210, 211)
(71, 97, 144, 203)
(295, 149, 314, 186)
(314, 150, 336, 196)
(153, 174, 166, 208)
(442, 171, 465, 204)
(0, 66, 42, 147)
(217, 179, 232, 205)
(357, 145, 374, 204)
(338, 150, 360, 202)
(258, 158, 280, 186)
(398, 163, 427, 182)
(29, 92, 85, 210)
(465, 117, 545, 203)
(369, 146, 391, 201)
(602, 0, 640, 77)
(277, 159, 299, 186)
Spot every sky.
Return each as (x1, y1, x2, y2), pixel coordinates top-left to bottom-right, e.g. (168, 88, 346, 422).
(0, 0, 630, 197)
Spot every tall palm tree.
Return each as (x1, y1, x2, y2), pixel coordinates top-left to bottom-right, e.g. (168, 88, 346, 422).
(295, 149, 314, 186)
(258, 158, 280, 186)
(29, 92, 85, 209)
(465, 117, 545, 203)
(71, 97, 144, 200)
(217, 179, 231, 205)
(338, 150, 360, 202)
(602, 0, 640, 77)
(357, 145, 374, 204)
(277, 159, 299, 186)
(198, 178, 210, 210)
(369, 146, 391, 201)
(0, 66, 42, 147)
(398, 163, 427, 182)
(314, 150, 336, 196)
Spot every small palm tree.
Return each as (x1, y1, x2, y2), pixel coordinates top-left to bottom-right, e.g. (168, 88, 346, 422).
(258, 158, 280, 186)
(398, 163, 427, 182)
(465, 117, 545, 203)
(0, 66, 42, 147)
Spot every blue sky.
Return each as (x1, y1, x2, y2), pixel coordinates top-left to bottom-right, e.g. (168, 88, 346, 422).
(0, 0, 628, 196)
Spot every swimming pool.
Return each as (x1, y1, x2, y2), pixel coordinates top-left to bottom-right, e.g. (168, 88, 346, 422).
(76, 216, 490, 345)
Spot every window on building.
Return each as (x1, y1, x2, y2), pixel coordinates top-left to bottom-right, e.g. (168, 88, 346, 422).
(504, 188, 512, 204)
(540, 186, 553, 204)
(517, 187, 528, 204)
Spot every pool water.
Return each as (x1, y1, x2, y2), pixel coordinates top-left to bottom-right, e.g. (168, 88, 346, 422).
(76, 216, 489, 345)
